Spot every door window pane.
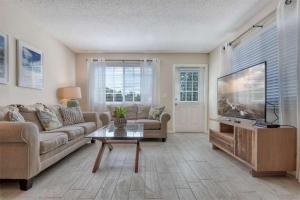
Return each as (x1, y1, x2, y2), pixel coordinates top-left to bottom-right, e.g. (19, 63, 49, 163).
(193, 72, 198, 81)
(187, 81, 192, 91)
(193, 82, 198, 91)
(180, 82, 186, 91)
(178, 70, 200, 102)
(193, 92, 198, 101)
(187, 72, 193, 81)
(186, 92, 192, 101)
(180, 72, 186, 81)
(180, 92, 186, 101)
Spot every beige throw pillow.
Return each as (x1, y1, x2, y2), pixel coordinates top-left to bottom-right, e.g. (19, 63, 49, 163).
(36, 109, 63, 131)
(148, 106, 165, 120)
(60, 107, 85, 126)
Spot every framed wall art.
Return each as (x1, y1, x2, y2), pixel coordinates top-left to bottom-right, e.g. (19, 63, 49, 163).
(17, 40, 43, 89)
(0, 32, 9, 84)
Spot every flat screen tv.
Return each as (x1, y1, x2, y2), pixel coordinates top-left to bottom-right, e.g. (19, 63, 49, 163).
(217, 62, 266, 120)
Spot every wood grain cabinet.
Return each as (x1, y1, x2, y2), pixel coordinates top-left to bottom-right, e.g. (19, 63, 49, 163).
(209, 120, 296, 177)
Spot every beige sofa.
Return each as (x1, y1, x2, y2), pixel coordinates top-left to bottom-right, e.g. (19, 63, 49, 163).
(100, 105, 171, 142)
(0, 104, 100, 190)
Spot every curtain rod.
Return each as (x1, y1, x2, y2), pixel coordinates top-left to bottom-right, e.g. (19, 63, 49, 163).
(87, 58, 153, 62)
(228, 10, 275, 46)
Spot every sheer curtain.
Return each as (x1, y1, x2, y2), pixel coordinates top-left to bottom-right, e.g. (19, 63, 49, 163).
(140, 59, 160, 105)
(88, 59, 106, 113)
(277, 0, 300, 180)
(88, 58, 160, 112)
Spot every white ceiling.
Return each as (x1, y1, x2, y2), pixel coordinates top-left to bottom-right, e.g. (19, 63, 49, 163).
(8, 0, 277, 53)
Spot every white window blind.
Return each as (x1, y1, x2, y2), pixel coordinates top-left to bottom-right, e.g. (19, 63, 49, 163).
(232, 24, 279, 108)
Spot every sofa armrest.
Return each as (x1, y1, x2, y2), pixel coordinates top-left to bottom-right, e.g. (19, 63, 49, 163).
(0, 122, 41, 179)
(160, 112, 171, 123)
(100, 111, 112, 126)
(160, 112, 171, 138)
(83, 112, 100, 128)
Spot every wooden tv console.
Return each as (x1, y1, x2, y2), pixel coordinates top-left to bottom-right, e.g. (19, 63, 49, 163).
(209, 119, 297, 177)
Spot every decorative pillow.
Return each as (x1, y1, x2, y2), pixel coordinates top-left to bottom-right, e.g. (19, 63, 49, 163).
(60, 107, 85, 126)
(18, 103, 46, 112)
(36, 109, 63, 131)
(46, 104, 65, 124)
(148, 106, 165, 120)
(137, 105, 151, 119)
(0, 105, 19, 121)
(8, 110, 25, 122)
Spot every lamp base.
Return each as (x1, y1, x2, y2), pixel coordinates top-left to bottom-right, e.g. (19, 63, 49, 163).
(67, 100, 80, 107)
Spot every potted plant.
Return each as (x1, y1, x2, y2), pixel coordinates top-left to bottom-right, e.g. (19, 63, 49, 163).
(114, 107, 128, 129)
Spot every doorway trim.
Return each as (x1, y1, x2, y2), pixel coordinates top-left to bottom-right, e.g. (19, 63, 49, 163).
(172, 64, 208, 133)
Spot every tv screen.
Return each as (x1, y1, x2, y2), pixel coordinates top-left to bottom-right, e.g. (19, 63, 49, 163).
(217, 62, 266, 120)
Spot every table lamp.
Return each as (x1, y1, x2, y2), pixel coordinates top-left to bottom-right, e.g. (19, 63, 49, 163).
(58, 86, 82, 107)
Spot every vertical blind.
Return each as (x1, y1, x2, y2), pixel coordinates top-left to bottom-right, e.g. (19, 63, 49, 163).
(231, 24, 279, 108)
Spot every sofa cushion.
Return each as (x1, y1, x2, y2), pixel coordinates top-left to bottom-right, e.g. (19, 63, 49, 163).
(36, 109, 63, 131)
(137, 105, 151, 119)
(72, 122, 97, 134)
(136, 119, 161, 130)
(20, 111, 44, 132)
(46, 126, 84, 140)
(108, 104, 138, 120)
(60, 107, 85, 126)
(39, 132, 68, 154)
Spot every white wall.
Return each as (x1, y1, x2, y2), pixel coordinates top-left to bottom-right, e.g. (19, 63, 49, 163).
(76, 53, 209, 132)
(0, 3, 76, 105)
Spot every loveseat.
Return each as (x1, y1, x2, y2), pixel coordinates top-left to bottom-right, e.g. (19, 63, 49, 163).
(0, 104, 100, 190)
(100, 104, 171, 141)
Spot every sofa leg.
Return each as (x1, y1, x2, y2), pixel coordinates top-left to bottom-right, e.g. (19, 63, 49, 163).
(162, 138, 166, 142)
(91, 139, 96, 144)
(19, 178, 33, 190)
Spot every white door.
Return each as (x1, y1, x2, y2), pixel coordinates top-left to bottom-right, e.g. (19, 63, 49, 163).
(174, 66, 207, 133)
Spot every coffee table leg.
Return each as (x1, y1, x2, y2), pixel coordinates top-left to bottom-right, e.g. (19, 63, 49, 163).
(107, 143, 113, 151)
(92, 140, 106, 173)
(135, 140, 140, 173)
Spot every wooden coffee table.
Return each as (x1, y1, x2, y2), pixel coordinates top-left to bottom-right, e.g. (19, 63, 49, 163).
(85, 123, 144, 173)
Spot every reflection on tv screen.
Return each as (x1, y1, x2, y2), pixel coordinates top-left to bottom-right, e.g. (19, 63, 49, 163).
(217, 63, 266, 120)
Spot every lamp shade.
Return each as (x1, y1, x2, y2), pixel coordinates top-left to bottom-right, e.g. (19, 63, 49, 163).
(58, 87, 82, 99)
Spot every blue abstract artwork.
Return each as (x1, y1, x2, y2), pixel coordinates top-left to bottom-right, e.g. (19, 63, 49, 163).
(0, 33, 8, 84)
(18, 41, 43, 89)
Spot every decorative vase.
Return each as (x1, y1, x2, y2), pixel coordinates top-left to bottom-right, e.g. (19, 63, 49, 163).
(114, 117, 127, 129)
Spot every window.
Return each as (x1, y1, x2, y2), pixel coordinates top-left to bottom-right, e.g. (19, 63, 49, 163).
(105, 65, 141, 103)
(232, 24, 279, 107)
(178, 70, 200, 102)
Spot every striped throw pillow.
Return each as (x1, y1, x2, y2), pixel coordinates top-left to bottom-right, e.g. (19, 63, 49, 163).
(60, 107, 85, 126)
(8, 110, 25, 122)
(36, 109, 62, 131)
